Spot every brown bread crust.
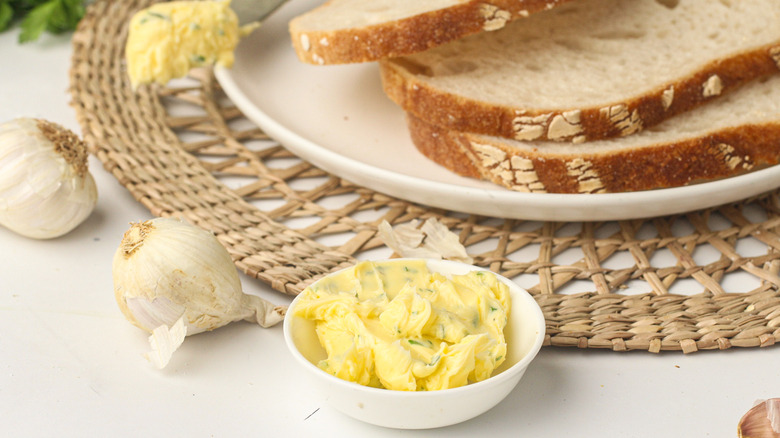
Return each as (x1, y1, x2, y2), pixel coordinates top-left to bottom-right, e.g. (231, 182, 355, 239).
(407, 113, 780, 194)
(385, 44, 780, 143)
(289, 0, 578, 65)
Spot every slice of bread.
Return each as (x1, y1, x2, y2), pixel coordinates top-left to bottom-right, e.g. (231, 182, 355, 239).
(406, 75, 780, 194)
(382, 0, 780, 143)
(289, 0, 579, 65)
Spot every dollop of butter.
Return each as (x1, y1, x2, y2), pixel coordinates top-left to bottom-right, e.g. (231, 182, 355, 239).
(125, 0, 257, 88)
(294, 260, 511, 391)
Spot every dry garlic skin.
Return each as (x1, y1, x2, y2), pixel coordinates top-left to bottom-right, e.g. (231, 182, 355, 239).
(293, 260, 511, 391)
(0, 118, 97, 239)
(113, 218, 248, 335)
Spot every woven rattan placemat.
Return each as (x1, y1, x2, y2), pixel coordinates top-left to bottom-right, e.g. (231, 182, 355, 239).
(69, 0, 780, 353)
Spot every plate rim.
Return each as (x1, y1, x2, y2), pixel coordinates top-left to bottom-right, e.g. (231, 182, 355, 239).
(213, 3, 780, 221)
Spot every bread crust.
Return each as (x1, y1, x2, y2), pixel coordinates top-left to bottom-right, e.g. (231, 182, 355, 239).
(289, 0, 577, 65)
(407, 113, 780, 194)
(385, 44, 780, 143)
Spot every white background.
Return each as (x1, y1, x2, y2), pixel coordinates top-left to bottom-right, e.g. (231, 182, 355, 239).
(1, 25, 779, 437)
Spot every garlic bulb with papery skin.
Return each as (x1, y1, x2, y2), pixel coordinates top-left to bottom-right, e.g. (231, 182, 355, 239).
(112, 217, 286, 335)
(0, 118, 97, 239)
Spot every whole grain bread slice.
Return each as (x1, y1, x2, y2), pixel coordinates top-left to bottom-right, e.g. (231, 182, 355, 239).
(382, 0, 780, 143)
(407, 75, 780, 194)
(289, 0, 579, 65)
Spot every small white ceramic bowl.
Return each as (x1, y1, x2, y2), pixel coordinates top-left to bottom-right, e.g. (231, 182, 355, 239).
(283, 258, 546, 429)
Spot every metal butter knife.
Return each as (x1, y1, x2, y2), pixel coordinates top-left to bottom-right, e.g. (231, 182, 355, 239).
(229, 0, 290, 25)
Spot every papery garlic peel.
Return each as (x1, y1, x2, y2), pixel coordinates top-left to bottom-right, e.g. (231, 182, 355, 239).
(0, 118, 97, 239)
(145, 316, 187, 369)
(739, 398, 780, 438)
(378, 218, 473, 264)
(112, 217, 285, 335)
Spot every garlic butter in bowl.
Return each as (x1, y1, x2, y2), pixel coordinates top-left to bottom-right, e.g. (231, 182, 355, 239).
(283, 258, 545, 429)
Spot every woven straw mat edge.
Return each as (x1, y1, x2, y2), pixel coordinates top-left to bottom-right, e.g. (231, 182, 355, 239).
(68, 0, 780, 354)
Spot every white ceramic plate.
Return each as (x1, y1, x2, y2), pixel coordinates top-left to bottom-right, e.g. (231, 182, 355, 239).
(215, 0, 780, 221)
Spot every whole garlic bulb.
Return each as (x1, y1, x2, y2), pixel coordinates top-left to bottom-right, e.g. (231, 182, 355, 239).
(0, 118, 97, 239)
(113, 217, 286, 335)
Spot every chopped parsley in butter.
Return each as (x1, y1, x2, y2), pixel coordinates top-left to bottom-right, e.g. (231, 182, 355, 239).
(125, 0, 257, 88)
(294, 260, 511, 391)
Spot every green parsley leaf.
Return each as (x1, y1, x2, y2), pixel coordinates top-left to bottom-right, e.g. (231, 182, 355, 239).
(8, 0, 85, 43)
(0, 3, 13, 32)
(18, 0, 56, 43)
(46, 0, 83, 33)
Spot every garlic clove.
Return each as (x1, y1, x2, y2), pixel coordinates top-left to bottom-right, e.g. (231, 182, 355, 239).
(0, 118, 97, 239)
(113, 217, 286, 336)
(738, 399, 780, 437)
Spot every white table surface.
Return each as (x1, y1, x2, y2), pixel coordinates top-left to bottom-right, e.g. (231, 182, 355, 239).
(2, 26, 779, 438)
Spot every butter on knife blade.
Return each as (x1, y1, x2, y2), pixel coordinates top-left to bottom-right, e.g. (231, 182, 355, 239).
(125, 0, 285, 88)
